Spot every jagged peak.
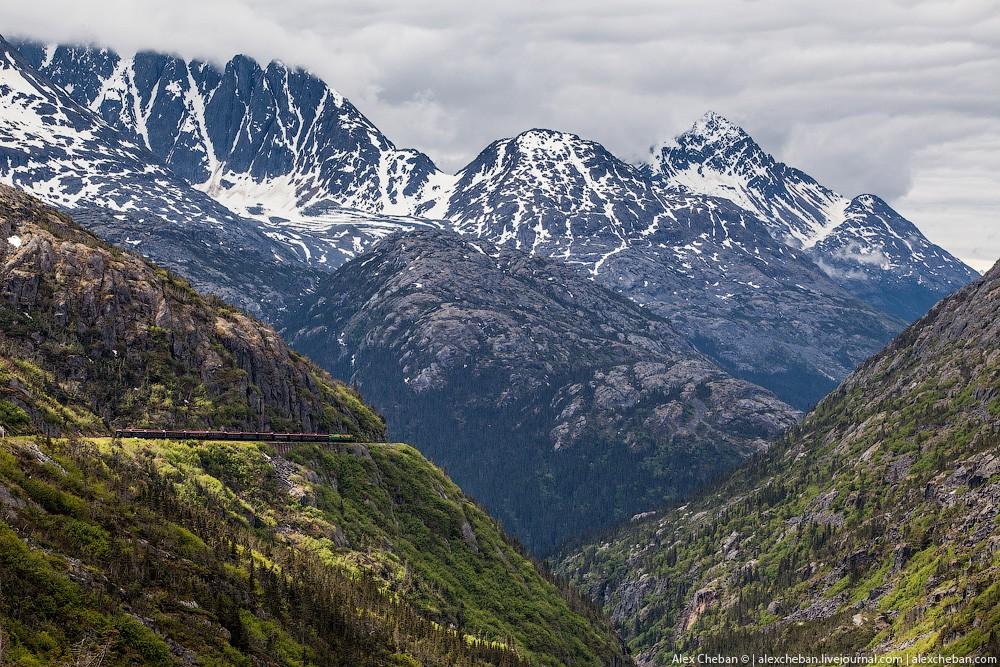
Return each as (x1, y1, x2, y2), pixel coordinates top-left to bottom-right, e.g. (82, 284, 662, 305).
(0, 34, 22, 59)
(459, 128, 606, 175)
(679, 111, 753, 150)
(849, 193, 890, 211)
(476, 128, 623, 170)
(648, 111, 755, 162)
(15, 38, 345, 104)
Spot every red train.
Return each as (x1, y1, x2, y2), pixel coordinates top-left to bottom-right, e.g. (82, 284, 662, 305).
(113, 429, 356, 443)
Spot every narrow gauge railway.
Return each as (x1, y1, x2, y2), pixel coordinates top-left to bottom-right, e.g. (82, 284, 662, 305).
(114, 429, 356, 443)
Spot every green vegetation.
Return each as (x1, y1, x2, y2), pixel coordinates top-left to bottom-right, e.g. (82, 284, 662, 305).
(0, 189, 384, 439)
(556, 277, 1000, 661)
(0, 190, 629, 665)
(0, 357, 103, 435)
(0, 436, 629, 666)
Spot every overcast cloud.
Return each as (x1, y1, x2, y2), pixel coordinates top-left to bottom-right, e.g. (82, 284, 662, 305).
(2, 0, 997, 269)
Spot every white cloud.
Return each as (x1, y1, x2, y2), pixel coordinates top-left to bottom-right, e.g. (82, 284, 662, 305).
(1, 0, 997, 264)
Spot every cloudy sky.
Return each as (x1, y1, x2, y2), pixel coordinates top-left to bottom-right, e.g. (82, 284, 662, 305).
(2, 0, 997, 269)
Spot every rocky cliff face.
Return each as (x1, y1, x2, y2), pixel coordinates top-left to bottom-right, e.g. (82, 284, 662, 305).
(555, 257, 1000, 661)
(579, 194, 903, 408)
(10, 38, 449, 277)
(14, 40, 441, 216)
(286, 229, 798, 552)
(0, 185, 384, 438)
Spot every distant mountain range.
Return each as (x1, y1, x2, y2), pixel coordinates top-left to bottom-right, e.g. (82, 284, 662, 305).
(645, 111, 973, 322)
(0, 38, 322, 316)
(4, 37, 976, 411)
(0, 36, 982, 555)
(10, 39, 445, 270)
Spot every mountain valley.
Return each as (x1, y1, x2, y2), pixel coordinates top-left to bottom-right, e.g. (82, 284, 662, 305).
(285, 229, 798, 552)
(0, 30, 994, 666)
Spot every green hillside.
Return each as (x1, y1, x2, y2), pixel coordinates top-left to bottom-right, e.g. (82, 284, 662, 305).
(0, 435, 629, 665)
(555, 265, 1000, 663)
(0, 186, 630, 666)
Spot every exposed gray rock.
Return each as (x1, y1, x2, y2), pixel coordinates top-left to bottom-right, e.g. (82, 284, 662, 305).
(287, 229, 799, 552)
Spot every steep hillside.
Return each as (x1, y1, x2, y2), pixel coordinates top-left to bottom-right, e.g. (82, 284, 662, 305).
(285, 229, 798, 552)
(0, 435, 631, 665)
(0, 185, 631, 666)
(556, 260, 1000, 662)
(0, 184, 382, 437)
(646, 112, 978, 321)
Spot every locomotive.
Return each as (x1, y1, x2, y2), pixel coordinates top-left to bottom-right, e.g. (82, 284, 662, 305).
(113, 429, 356, 443)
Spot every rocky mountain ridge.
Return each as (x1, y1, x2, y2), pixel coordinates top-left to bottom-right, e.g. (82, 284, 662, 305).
(12, 38, 448, 271)
(411, 124, 905, 406)
(646, 111, 978, 321)
(0, 184, 383, 438)
(285, 229, 799, 552)
(0, 36, 327, 316)
(4, 37, 976, 407)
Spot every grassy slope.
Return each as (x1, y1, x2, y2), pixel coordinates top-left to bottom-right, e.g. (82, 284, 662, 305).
(555, 271, 1000, 663)
(0, 435, 629, 666)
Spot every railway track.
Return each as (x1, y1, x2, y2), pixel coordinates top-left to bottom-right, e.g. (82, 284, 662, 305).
(114, 428, 356, 444)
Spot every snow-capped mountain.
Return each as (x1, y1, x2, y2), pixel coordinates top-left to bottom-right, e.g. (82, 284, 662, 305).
(417, 128, 665, 269)
(15, 39, 972, 320)
(14, 40, 443, 218)
(0, 37, 975, 407)
(646, 111, 978, 320)
(421, 127, 902, 406)
(0, 36, 320, 314)
(12, 39, 447, 269)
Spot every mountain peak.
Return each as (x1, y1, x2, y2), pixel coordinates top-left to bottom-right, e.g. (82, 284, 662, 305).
(645, 111, 978, 321)
(507, 127, 589, 156)
(645, 111, 755, 170)
(849, 192, 890, 212)
(676, 110, 752, 151)
(12, 38, 441, 219)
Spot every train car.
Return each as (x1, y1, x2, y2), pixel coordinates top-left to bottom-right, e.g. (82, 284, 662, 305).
(113, 429, 356, 443)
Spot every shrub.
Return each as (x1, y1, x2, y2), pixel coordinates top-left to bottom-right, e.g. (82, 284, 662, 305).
(0, 399, 31, 430)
